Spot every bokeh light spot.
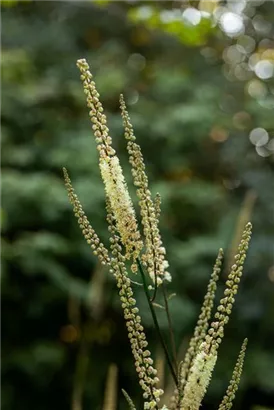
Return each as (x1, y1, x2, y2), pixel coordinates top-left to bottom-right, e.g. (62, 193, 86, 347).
(182, 7, 201, 26)
(127, 90, 139, 105)
(234, 63, 252, 81)
(256, 145, 271, 157)
(223, 45, 245, 64)
(228, 0, 247, 14)
(249, 127, 269, 147)
(160, 10, 176, 23)
(254, 60, 274, 80)
(137, 6, 153, 20)
(266, 138, 274, 152)
(248, 53, 260, 70)
(219, 12, 244, 38)
(252, 14, 272, 35)
(268, 266, 274, 282)
(237, 35, 256, 53)
(210, 126, 228, 142)
(127, 53, 146, 71)
(199, 0, 218, 14)
(246, 79, 267, 99)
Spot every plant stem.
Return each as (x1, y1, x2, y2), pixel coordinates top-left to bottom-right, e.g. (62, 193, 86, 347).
(151, 270, 158, 302)
(162, 283, 178, 374)
(137, 258, 178, 387)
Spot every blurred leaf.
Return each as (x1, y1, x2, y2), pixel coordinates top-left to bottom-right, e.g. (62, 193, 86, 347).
(128, 6, 216, 46)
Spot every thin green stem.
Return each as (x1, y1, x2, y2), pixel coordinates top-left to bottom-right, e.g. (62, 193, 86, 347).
(151, 269, 158, 302)
(162, 283, 178, 374)
(137, 258, 178, 387)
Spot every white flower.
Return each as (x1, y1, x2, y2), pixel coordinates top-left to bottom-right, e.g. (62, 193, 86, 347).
(180, 350, 217, 410)
(100, 155, 142, 259)
(164, 272, 172, 282)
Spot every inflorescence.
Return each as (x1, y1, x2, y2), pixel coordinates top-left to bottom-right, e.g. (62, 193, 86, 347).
(63, 58, 253, 410)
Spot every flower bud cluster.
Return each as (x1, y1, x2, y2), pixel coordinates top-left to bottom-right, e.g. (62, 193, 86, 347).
(120, 94, 170, 285)
(63, 168, 110, 265)
(100, 156, 143, 260)
(122, 389, 136, 410)
(179, 343, 217, 410)
(207, 223, 252, 351)
(218, 339, 248, 410)
(68, 60, 253, 410)
(154, 193, 162, 220)
(76, 58, 115, 159)
(169, 389, 179, 410)
(179, 248, 223, 392)
(106, 207, 163, 409)
(77, 60, 142, 261)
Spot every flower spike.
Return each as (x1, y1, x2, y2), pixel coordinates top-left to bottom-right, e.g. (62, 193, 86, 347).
(76, 60, 143, 261)
(120, 94, 170, 286)
(107, 202, 163, 409)
(99, 155, 143, 260)
(218, 339, 248, 410)
(62, 59, 254, 410)
(179, 248, 223, 392)
(63, 167, 110, 265)
(206, 222, 252, 352)
(76, 58, 115, 159)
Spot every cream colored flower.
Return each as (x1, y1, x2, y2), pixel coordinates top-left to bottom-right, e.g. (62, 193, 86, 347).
(179, 248, 223, 392)
(120, 94, 170, 284)
(108, 209, 162, 409)
(180, 348, 217, 410)
(99, 155, 142, 260)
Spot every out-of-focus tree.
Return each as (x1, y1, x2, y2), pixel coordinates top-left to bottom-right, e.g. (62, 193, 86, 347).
(1, 1, 274, 410)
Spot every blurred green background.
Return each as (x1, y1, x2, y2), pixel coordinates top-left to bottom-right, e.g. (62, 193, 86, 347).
(1, 1, 274, 409)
